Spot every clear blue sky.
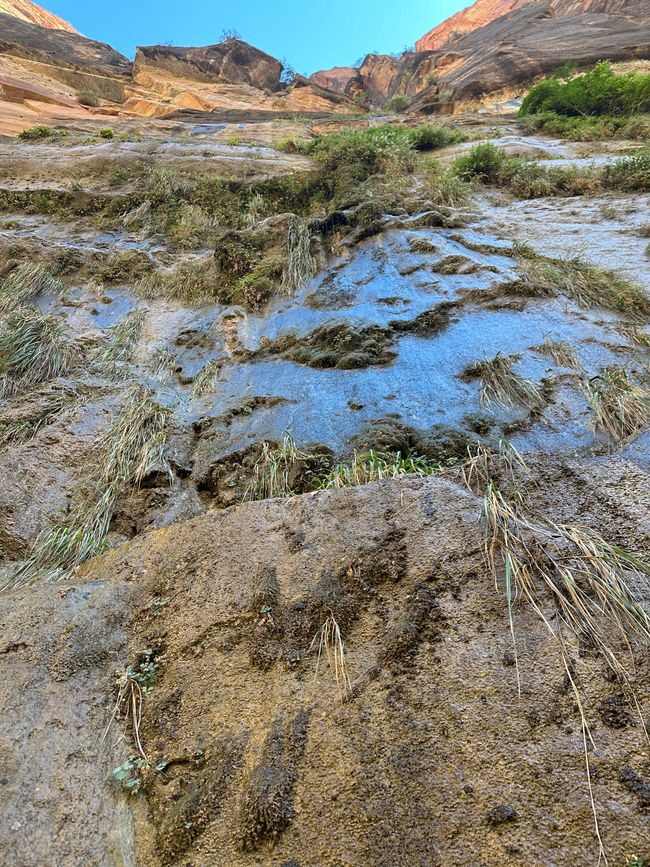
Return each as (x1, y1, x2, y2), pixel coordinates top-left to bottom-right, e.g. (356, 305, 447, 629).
(45, 0, 468, 74)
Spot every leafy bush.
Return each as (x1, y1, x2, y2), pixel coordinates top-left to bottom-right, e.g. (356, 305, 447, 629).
(519, 61, 650, 117)
(383, 94, 411, 114)
(99, 128, 114, 139)
(409, 125, 463, 151)
(452, 142, 508, 182)
(17, 125, 63, 141)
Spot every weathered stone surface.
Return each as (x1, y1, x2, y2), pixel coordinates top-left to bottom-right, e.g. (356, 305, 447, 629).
(1, 462, 649, 865)
(416, 0, 650, 51)
(0, 0, 76, 33)
(133, 39, 283, 92)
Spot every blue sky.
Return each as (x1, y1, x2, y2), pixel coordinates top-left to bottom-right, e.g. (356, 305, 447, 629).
(45, 1, 469, 74)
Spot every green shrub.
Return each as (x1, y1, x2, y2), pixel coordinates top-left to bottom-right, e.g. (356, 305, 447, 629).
(409, 125, 463, 151)
(603, 150, 650, 192)
(452, 142, 508, 182)
(383, 94, 411, 114)
(99, 128, 114, 139)
(519, 111, 650, 141)
(519, 61, 650, 118)
(17, 125, 62, 141)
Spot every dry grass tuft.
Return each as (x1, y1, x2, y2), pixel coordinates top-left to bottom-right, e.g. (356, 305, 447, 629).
(534, 335, 581, 370)
(310, 611, 352, 701)
(281, 215, 317, 293)
(191, 358, 222, 398)
(515, 246, 650, 317)
(588, 368, 650, 442)
(0, 381, 83, 447)
(5, 386, 172, 588)
(245, 434, 307, 501)
(0, 309, 74, 395)
(97, 310, 146, 366)
(463, 353, 544, 410)
(0, 263, 63, 312)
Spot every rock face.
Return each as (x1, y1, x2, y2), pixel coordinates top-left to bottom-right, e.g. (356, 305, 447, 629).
(416, 0, 650, 51)
(1, 463, 649, 865)
(0, 0, 76, 33)
(133, 40, 283, 92)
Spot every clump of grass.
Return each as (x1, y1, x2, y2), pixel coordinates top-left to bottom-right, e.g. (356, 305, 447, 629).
(135, 258, 220, 306)
(6, 387, 172, 588)
(588, 368, 650, 442)
(0, 381, 83, 447)
(0, 263, 63, 311)
(533, 335, 581, 370)
(147, 346, 175, 381)
(462, 353, 543, 410)
(168, 203, 218, 249)
(244, 434, 307, 501)
(515, 246, 650, 317)
(0, 309, 74, 396)
(310, 611, 352, 701)
(190, 359, 222, 398)
(95, 251, 153, 285)
(427, 163, 469, 207)
(453, 142, 508, 183)
(520, 111, 650, 142)
(97, 310, 146, 366)
(603, 150, 650, 193)
(317, 449, 440, 489)
(281, 215, 316, 293)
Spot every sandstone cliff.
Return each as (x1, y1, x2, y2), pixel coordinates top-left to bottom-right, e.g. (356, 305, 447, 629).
(0, 0, 76, 33)
(416, 0, 650, 51)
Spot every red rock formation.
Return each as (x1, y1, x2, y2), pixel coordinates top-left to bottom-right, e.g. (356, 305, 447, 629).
(416, 0, 649, 51)
(310, 66, 359, 94)
(0, 0, 76, 33)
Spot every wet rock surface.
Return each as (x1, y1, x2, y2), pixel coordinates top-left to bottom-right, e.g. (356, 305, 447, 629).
(1, 466, 649, 865)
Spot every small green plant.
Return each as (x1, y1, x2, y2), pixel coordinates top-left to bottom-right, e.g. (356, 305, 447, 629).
(99, 128, 114, 139)
(112, 756, 147, 794)
(317, 449, 440, 489)
(603, 150, 650, 193)
(453, 142, 508, 182)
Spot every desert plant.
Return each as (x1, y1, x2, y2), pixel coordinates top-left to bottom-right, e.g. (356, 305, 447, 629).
(383, 94, 411, 114)
(17, 125, 62, 141)
(462, 353, 543, 410)
(99, 128, 114, 139)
